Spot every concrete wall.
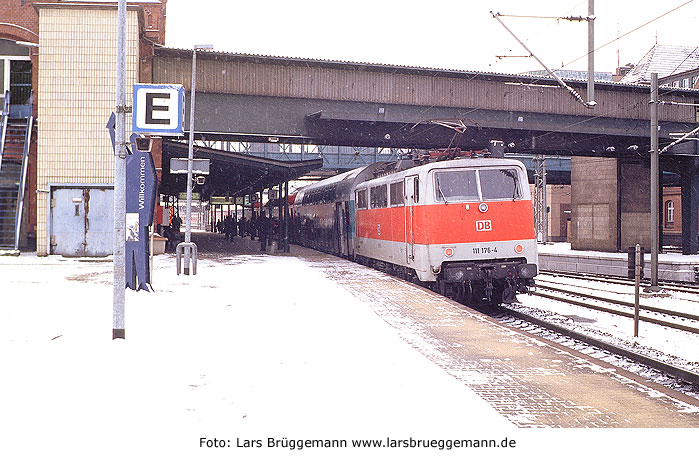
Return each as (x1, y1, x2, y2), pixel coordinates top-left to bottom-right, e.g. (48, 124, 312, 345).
(619, 161, 651, 251)
(570, 157, 618, 251)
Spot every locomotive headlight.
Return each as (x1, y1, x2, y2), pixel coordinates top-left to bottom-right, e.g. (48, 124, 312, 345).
(517, 264, 538, 279)
(444, 247, 454, 257)
(514, 244, 524, 254)
(478, 203, 488, 213)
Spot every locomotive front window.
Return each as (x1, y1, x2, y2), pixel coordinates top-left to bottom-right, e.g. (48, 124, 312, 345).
(479, 168, 521, 200)
(434, 170, 479, 202)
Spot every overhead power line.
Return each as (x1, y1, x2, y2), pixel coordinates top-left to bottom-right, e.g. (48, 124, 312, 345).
(561, 0, 695, 69)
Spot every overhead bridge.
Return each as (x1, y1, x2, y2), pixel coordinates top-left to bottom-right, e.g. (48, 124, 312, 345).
(152, 47, 698, 158)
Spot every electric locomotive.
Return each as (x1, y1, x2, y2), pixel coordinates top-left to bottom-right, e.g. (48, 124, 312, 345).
(292, 154, 538, 305)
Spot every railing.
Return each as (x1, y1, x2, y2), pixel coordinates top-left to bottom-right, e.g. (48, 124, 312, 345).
(14, 113, 33, 250)
(0, 90, 9, 166)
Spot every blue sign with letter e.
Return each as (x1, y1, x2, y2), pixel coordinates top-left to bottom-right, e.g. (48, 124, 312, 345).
(132, 84, 184, 135)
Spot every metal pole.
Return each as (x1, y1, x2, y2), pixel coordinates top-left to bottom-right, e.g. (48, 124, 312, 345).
(634, 243, 640, 337)
(587, 0, 595, 104)
(184, 47, 197, 275)
(534, 155, 548, 243)
(650, 72, 659, 287)
(284, 181, 289, 252)
(113, 0, 127, 340)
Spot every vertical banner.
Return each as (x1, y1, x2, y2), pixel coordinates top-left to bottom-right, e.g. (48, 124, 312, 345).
(125, 133, 158, 291)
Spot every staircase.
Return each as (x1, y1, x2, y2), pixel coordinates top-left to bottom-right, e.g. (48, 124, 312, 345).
(0, 91, 33, 250)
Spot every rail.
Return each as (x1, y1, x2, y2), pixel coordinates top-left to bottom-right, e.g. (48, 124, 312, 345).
(497, 304, 699, 387)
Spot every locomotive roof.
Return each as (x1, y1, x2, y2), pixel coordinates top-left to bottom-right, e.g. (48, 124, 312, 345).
(358, 157, 528, 184)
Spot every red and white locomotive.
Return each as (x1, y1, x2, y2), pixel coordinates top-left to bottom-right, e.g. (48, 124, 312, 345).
(291, 152, 538, 305)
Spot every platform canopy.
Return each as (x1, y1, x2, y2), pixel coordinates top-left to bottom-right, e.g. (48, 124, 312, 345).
(159, 140, 323, 201)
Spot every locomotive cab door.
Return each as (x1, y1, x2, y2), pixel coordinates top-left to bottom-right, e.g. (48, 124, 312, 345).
(405, 175, 418, 264)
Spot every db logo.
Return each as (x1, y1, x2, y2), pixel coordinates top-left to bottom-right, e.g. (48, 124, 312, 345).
(476, 220, 492, 232)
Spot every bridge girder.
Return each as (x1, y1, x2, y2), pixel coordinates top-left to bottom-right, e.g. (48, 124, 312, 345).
(186, 92, 697, 158)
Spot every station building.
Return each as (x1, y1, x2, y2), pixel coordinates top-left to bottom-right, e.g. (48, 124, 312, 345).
(0, 1, 166, 255)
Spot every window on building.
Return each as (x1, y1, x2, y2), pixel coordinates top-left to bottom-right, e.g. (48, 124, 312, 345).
(665, 200, 675, 227)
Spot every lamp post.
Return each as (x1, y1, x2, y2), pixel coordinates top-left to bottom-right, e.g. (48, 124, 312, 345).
(183, 43, 213, 275)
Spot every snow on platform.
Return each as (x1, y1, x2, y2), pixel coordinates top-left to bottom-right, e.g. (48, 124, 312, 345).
(1, 240, 698, 459)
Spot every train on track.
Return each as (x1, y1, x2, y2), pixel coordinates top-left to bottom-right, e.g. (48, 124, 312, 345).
(290, 150, 538, 305)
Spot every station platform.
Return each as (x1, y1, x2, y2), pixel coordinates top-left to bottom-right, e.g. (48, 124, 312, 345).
(3, 232, 699, 459)
(538, 242, 699, 283)
(184, 232, 699, 428)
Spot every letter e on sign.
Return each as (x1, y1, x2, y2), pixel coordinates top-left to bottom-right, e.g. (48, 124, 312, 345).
(133, 84, 184, 135)
(476, 220, 492, 232)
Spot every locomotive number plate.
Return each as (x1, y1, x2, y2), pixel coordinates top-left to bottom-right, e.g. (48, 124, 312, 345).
(472, 246, 498, 255)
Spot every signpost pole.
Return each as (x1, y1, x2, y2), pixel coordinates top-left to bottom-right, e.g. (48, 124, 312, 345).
(183, 44, 213, 275)
(113, 0, 127, 339)
(183, 47, 197, 275)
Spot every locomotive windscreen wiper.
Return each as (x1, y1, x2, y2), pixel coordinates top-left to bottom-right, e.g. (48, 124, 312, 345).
(436, 179, 449, 203)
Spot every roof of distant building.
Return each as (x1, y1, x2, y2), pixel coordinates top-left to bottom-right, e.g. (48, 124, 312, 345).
(620, 44, 699, 84)
(524, 69, 614, 82)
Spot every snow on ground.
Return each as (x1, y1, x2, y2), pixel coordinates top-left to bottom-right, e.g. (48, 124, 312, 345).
(538, 241, 699, 263)
(1, 252, 513, 459)
(527, 244, 699, 372)
(1, 250, 697, 459)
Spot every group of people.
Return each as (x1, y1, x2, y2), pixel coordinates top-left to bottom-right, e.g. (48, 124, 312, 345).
(213, 213, 280, 251)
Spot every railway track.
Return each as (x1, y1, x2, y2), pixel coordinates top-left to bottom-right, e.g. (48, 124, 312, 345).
(540, 270, 699, 296)
(531, 280, 699, 335)
(353, 255, 699, 396)
(486, 302, 699, 393)
(458, 274, 699, 395)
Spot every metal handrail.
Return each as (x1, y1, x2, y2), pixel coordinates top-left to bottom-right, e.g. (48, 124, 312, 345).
(14, 110, 33, 250)
(0, 90, 10, 168)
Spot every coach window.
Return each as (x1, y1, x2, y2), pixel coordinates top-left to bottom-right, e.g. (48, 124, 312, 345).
(479, 168, 521, 200)
(389, 181, 404, 206)
(414, 178, 419, 203)
(356, 189, 367, 209)
(370, 185, 388, 208)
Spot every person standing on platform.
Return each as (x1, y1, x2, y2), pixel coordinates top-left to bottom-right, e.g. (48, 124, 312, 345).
(223, 215, 233, 240)
(258, 213, 270, 251)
